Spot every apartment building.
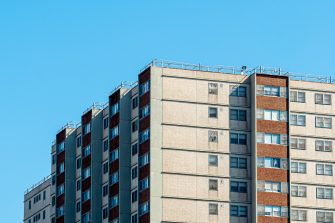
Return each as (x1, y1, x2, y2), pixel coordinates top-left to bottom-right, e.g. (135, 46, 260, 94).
(24, 60, 335, 223)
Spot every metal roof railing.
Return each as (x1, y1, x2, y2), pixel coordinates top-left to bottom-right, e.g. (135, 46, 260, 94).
(24, 175, 51, 195)
(141, 59, 335, 84)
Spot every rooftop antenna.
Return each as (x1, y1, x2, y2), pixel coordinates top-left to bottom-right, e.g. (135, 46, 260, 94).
(241, 66, 247, 75)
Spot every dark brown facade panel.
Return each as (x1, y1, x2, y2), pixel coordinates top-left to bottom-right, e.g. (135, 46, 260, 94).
(110, 114, 120, 128)
(139, 141, 150, 155)
(139, 165, 150, 180)
(139, 188, 150, 203)
(57, 151, 65, 164)
(56, 194, 65, 207)
(109, 89, 120, 105)
(257, 96, 288, 110)
(256, 74, 288, 87)
(109, 206, 119, 220)
(110, 136, 120, 150)
(139, 116, 150, 131)
(257, 192, 289, 206)
(139, 213, 150, 223)
(258, 216, 288, 223)
(82, 133, 91, 148)
(56, 216, 64, 223)
(82, 177, 91, 191)
(140, 92, 150, 107)
(139, 68, 150, 84)
(257, 144, 288, 158)
(257, 168, 289, 182)
(109, 159, 119, 173)
(109, 183, 119, 197)
(56, 172, 65, 185)
(82, 110, 92, 125)
(82, 156, 91, 169)
(81, 200, 91, 214)
(56, 130, 66, 144)
(257, 120, 288, 134)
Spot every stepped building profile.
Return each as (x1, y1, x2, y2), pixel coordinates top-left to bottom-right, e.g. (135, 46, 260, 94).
(24, 60, 335, 223)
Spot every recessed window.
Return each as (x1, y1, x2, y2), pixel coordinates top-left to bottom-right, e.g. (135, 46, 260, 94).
(82, 145, 91, 157)
(230, 205, 247, 217)
(316, 211, 333, 223)
(132, 121, 138, 132)
(290, 91, 305, 103)
(257, 181, 282, 193)
(139, 201, 149, 216)
(131, 190, 138, 203)
(315, 140, 332, 152)
(131, 166, 138, 179)
(291, 209, 307, 221)
(316, 187, 333, 199)
(57, 142, 65, 154)
(208, 130, 218, 142)
(208, 107, 218, 118)
(208, 83, 218, 95)
(132, 143, 138, 156)
(230, 133, 247, 145)
(257, 157, 282, 169)
(83, 123, 91, 135)
(209, 179, 218, 191)
(110, 171, 119, 185)
(257, 109, 287, 121)
(290, 114, 306, 126)
(76, 136, 82, 147)
(315, 93, 332, 105)
(230, 181, 247, 193)
(131, 213, 138, 223)
(111, 126, 119, 138)
(208, 155, 218, 166)
(132, 97, 139, 109)
(230, 109, 246, 121)
(82, 167, 91, 179)
(257, 133, 286, 145)
(56, 184, 64, 197)
(139, 81, 150, 96)
(230, 86, 247, 97)
(316, 116, 332, 129)
(111, 103, 119, 116)
(316, 164, 333, 176)
(110, 195, 119, 208)
(57, 162, 65, 174)
(290, 138, 306, 150)
(110, 148, 119, 162)
(103, 139, 109, 152)
(230, 157, 247, 169)
(259, 205, 288, 217)
(76, 180, 81, 191)
(102, 207, 108, 219)
(140, 105, 150, 119)
(209, 203, 218, 215)
(139, 177, 149, 191)
(291, 162, 306, 174)
(139, 129, 150, 143)
(76, 158, 81, 169)
(76, 201, 81, 212)
(102, 184, 108, 197)
(264, 86, 280, 97)
(103, 162, 108, 174)
(103, 117, 109, 129)
(139, 153, 149, 167)
(82, 212, 90, 223)
(291, 185, 307, 197)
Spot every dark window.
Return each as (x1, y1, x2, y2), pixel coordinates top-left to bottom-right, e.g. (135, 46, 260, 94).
(103, 139, 108, 152)
(76, 180, 81, 191)
(230, 109, 247, 121)
(76, 136, 82, 147)
(103, 184, 108, 197)
(132, 190, 138, 203)
(76, 201, 81, 212)
(132, 166, 138, 179)
(132, 143, 138, 156)
(132, 97, 139, 109)
(103, 117, 109, 129)
(209, 107, 218, 118)
(76, 158, 81, 169)
(102, 207, 108, 219)
(103, 162, 108, 174)
(132, 121, 138, 132)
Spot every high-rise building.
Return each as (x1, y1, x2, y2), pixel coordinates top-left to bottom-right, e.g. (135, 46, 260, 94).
(24, 60, 335, 223)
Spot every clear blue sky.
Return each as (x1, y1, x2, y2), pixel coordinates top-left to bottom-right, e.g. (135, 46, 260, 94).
(0, 0, 334, 222)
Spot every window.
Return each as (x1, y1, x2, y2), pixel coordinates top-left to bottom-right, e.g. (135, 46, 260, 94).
(51, 196, 55, 206)
(111, 126, 119, 138)
(316, 211, 333, 222)
(208, 107, 218, 118)
(57, 142, 65, 154)
(43, 210, 45, 219)
(56, 206, 64, 217)
(209, 179, 218, 191)
(230, 205, 247, 217)
(110, 149, 119, 162)
(82, 145, 91, 157)
(317, 187, 333, 199)
(103, 139, 109, 152)
(265, 133, 280, 144)
(76, 136, 82, 147)
(103, 184, 108, 197)
(76, 179, 81, 191)
(316, 140, 333, 152)
(257, 181, 282, 193)
(257, 157, 283, 169)
(259, 109, 287, 121)
(290, 114, 306, 126)
(140, 129, 150, 143)
(57, 162, 65, 174)
(290, 91, 305, 103)
(83, 123, 91, 135)
(208, 155, 218, 166)
(76, 201, 81, 212)
(291, 138, 306, 150)
(230, 109, 247, 121)
(43, 191, 46, 200)
(82, 212, 90, 223)
(208, 83, 218, 95)
(103, 117, 109, 129)
(230, 133, 247, 145)
(139, 202, 149, 216)
(140, 105, 150, 119)
(291, 185, 307, 197)
(76, 158, 81, 169)
(110, 171, 119, 185)
(82, 189, 90, 202)
(315, 93, 332, 105)
(257, 133, 284, 145)
(209, 203, 218, 215)
(291, 209, 307, 221)
(262, 206, 288, 217)
(131, 190, 138, 203)
(132, 97, 139, 109)
(291, 162, 306, 174)
(230, 86, 247, 97)
(140, 81, 150, 96)
(132, 143, 138, 156)
(132, 120, 138, 132)
(52, 175, 56, 185)
(29, 200, 31, 209)
(131, 166, 138, 179)
(103, 162, 109, 174)
(208, 130, 218, 142)
(82, 167, 91, 179)
(230, 181, 247, 193)
(111, 103, 119, 116)
(102, 207, 108, 219)
(56, 184, 64, 196)
(52, 155, 55, 165)
(139, 153, 149, 167)
(230, 157, 247, 169)
(131, 213, 138, 223)
(139, 177, 149, 191)
(316, 164, 333, 176)
(264, 86, 280, 97)
(316, 116, 332, 129)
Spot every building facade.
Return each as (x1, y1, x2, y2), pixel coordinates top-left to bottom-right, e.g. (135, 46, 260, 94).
(24, 60, 335, 223)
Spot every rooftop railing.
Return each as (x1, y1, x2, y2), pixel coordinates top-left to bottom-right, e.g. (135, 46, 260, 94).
(141, 59, 335, 84)
(24, 175, 51, 195)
